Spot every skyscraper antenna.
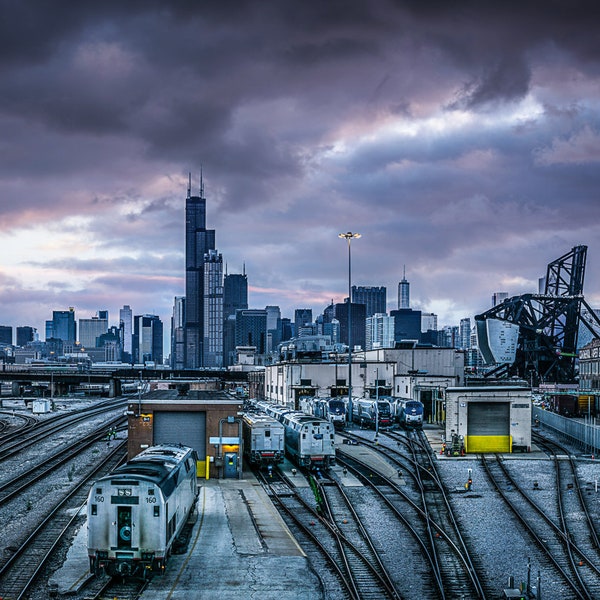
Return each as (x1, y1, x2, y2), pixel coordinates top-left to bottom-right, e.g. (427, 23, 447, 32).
(200, 165, 204, 198)
(243, 262, 246, 276)
(187, 172, 191, 199)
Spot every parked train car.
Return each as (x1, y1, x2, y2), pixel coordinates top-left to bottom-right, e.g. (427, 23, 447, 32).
(395, 398, 424, 429)
(242, 412, 285, 468)
(353, 398, 394, 429)
(253, 400, 336, 469)
(313, 397, 347, 429)
(87, 444, 198, 579)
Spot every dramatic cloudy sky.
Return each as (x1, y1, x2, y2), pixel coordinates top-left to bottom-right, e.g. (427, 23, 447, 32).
(2, 0, 600, 349)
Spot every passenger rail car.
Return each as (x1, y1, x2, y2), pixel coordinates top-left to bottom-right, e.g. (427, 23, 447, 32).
(353, 398, 394, 428)
(242, 412, 285, 468)
(87, 444, 198, 579)
(313, 398, 347, 429)
(396, 398, 424, 429)
(253, 400, 336, 470)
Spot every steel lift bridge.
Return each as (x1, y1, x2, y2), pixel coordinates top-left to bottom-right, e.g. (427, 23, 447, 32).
(475, 245, 600, 386)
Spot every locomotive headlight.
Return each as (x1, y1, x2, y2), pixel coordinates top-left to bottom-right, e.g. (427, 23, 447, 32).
(118, 488, 132, 497)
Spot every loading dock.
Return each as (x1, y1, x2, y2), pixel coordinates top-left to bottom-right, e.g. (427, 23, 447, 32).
(445, 386, 531, 453)
(126, 388, 243, 478)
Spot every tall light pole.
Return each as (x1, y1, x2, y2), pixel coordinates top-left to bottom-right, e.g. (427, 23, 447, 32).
(338, 231, 361, 423)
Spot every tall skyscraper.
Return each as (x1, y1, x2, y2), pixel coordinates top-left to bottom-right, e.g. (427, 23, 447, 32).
(223, 271, 248, 318)
(352, 286, 387, 318)
(171, 297, 186, 369)
(78, 314, 108, 349)
(366, 313, 395, 350)
(0, 325, 12, 345)
(185, 174, 216, 368)
(459, 317, 472, 350)
(223, 271, 248, 367)
(398, 266, 410, 309)
(52, 308, 76, 344)
(334, 303, 366, 350)
(119, 305, 133, 358)
(16, 326, 35, 347)
(390, 308, 421, 344)
(133, 314, 163, 365)
(203, 249, 223, 367)
(294, 309, 313, 335)
(235, 309, 267, 354)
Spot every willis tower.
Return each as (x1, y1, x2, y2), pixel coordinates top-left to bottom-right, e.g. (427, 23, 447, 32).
(185, 173, 215, 368)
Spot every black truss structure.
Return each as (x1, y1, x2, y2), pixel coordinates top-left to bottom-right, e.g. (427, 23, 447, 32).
(475, 246, 600, 385)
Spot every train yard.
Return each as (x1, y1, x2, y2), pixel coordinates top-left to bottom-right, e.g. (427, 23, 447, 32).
(1, 397, 600, 599)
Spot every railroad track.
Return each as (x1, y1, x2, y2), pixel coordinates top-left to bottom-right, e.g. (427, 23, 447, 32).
(258, 468, 399, 599)
(0, 441, 127, 599)
(338, 428, 488, 599)
(481, 452, 600, 600)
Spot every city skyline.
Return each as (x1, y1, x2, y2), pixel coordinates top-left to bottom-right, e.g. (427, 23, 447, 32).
(2, 2, 600, 345)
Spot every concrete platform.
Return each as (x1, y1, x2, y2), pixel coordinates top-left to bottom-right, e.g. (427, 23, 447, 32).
(51, 473, 323, 599)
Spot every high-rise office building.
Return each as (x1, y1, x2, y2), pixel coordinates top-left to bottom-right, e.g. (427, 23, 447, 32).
(421, 312, 438, 333)
(222, 271, 248, 366)
(390, 308, 421, 344)
(0, 325, 12, 345)
(334, 302, 366, 350)
(52, 308, 76, 344)
(78, 314, 108, 349)
(492, 292, 508, 307)
(16, 326, 35, 347)
(119, 305, 133, 358)
(223, 271, 248, 318)
(459, 317, 472, 350)
(171, 297, 186, 369)
(203, 249, 223, 367)
(366, 313, 395, 350)
(398, 267, 410, 309)
(133, 314, 163, 365)
(185, 174, 216, 368)
(352, 286, 387, 318)
(294, 309, 313, 335)
(265, 305, 281, 352)
(235, 309, 267, 354)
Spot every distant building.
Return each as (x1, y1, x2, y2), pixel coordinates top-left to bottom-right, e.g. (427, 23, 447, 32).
(294, 309, 313, 335)
(266, 305, 282, 352)
(223, 271, 248, 366)
(78, 314, 108, 349)
(398, 267, 410, 309)
(185, 175, 216, 368)
(492, 292, 508, 307)
(459, 317, 472, 350)
(170, 297, 186, 370)
(133, 314, 163, 364)
(366, 313, 395, 350)
(51, 309, 76, 344)
(421, 312, 438, 333)
(119, 305, 133, 357)
(203, 249, 224, 368)
(235, 309, 267, 354)
(16, 326, 35, 347)
(390, 308, 421, 344)
(352, 286, 386, 318)
(334, 302, 366, 350)
(0, 325, 12, 345)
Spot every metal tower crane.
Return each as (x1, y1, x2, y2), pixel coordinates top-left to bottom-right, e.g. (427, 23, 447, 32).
(475, 245, 600, 385)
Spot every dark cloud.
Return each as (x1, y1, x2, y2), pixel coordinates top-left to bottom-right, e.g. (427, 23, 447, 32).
(2, 0, 600, 348)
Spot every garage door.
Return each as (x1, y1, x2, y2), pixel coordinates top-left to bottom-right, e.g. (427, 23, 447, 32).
(468, 402, 509, 435)
(467, 402, 510, 452)
(153, 411, 206, 457)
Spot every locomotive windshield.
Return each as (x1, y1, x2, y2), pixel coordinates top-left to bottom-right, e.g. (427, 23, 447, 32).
(329, 400, 345, 413)
(377, 401, 391, 413)
(406, 401, 423, 414)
